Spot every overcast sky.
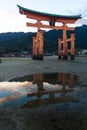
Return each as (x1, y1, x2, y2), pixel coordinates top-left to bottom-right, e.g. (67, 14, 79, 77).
(0, 0, 87, 33)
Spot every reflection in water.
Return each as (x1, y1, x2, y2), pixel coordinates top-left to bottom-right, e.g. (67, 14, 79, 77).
(0, 73, 78, 108)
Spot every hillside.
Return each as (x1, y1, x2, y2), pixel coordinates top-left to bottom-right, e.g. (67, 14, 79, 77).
(0, 25, 87, 55)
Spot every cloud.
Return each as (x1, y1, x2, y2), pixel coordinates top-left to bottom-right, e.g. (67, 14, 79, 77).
(65, 6, 87, 27)
(0, 81, 68, 105)
(0, 81, 36, 104)
(0, 10, 29, 32)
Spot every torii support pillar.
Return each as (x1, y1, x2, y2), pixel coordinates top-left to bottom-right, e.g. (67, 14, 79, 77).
(32, 30, 44, 60)
(58, 38, 63, 59)
(58, 30, 75, 60)
(70, 33, 75, 60)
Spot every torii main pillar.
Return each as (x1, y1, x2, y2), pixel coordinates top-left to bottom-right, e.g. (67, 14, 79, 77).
(63, 23, 68, 59)
(32, 30, 44, 60)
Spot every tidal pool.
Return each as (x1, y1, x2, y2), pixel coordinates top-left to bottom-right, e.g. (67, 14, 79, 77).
(0, 72, 79, 109)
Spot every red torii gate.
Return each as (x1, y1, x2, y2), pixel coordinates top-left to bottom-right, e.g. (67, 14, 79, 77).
(17, 5, 81, 60)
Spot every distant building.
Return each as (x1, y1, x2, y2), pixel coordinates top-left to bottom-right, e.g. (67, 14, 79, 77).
(77, 49, 87, 56)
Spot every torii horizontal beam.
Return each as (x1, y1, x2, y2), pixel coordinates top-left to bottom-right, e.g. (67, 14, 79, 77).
(26, 22, 74, 30)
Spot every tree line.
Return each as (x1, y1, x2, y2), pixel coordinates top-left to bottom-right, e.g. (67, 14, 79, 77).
(0, 25, 87, 55)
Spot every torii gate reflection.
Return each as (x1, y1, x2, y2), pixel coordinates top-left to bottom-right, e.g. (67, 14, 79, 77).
(17, 5, 81, 61)
(22, 73, 78, 108)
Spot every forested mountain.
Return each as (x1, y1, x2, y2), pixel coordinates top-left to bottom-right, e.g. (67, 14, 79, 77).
(0, 25, 87, 55)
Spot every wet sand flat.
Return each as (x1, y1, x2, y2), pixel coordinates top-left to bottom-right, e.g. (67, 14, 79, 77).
(0, 56, 87, 86)
(0, 56, 87, 130)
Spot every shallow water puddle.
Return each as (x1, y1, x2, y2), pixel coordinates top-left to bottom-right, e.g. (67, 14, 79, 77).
(0, 72, 80, 109)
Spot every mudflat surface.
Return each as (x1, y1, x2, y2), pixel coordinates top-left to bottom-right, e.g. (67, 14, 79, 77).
(0, 56, 87, 130)
(0, 56, 87, 86)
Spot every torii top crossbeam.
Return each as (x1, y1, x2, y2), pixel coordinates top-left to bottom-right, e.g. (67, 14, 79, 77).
(17, 5, 81, 22)
(17, 5, 81, 30)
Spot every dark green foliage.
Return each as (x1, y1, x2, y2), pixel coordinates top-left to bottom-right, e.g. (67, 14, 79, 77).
(0, 25, 87, 54)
